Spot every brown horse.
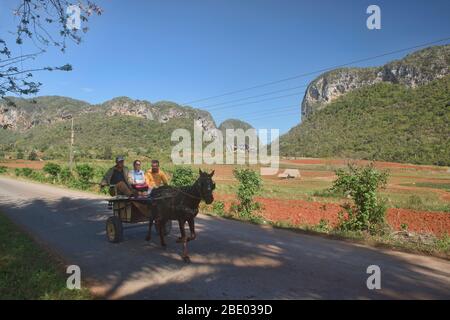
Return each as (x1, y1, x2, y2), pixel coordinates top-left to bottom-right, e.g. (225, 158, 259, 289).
(146, 169, 215, 262)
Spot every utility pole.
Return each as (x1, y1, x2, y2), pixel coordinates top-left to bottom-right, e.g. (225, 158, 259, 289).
(69, 116, 74, 171)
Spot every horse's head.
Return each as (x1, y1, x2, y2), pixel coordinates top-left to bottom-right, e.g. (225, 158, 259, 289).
(197, 169, 215, 204)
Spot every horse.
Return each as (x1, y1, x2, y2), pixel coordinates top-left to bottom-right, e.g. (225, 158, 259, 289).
(145, 169, 215, 262)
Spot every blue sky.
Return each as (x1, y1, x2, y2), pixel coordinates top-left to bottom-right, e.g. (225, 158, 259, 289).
(1, 0, 449, 134)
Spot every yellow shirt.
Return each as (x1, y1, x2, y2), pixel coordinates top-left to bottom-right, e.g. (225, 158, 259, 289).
(144, 169, 169, 188)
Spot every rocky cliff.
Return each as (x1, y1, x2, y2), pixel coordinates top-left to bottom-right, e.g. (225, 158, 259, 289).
(301, 45, 450, 118)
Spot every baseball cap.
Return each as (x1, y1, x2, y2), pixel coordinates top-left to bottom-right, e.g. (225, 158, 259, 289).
(115, 156, 125, 162)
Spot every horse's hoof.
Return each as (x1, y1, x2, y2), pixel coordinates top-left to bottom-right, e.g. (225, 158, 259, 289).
(187, 236, 196, 242)
(176, 237, 187, 243)
(183, 256, 191, 263)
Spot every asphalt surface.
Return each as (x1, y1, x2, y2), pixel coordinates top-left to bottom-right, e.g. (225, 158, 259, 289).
(0, 176, 449, 299)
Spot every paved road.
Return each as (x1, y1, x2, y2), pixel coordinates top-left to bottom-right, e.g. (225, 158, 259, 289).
(0, 176, 449, 299)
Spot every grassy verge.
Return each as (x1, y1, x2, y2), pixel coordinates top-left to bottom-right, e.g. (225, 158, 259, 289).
(0, 212, 92, 300)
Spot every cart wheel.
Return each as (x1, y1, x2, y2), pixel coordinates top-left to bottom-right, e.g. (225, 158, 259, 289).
(106, 216, 123, 243)
(156, 220, 172, 236)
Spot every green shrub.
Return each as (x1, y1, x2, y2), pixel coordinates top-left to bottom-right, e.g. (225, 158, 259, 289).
(59, 167, 72, 182)
(16, 150, 24, 160)
(212, 201, 226, 216)
(331, 163, 389, 234)
(171, 166, 195, 187)
(435, 233, 450, 253)
(43, 163, 61, 180)
(15, 168, 21, 176)
(75, 164, 94, 188)
(0, 166, 7, 174)
(233, 168, 263, 219)
(30, 171, 47, 183)
(21, 168, 33, 177)
(28, 151, 38, 161)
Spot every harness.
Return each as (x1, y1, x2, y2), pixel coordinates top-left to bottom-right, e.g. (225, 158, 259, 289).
(150, 179, 209, 216)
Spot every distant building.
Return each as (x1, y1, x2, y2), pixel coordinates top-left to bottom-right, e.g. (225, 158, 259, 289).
(278, 169, 300, 179)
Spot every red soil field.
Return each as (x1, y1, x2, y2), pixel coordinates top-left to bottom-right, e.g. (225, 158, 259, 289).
(0, 160, 45, 169)
(215, 194, 450, 236)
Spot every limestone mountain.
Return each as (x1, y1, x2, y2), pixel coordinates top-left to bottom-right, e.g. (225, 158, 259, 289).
(0, 96, 219, 160)
(218, 119, 254, 132)
(279, 44, 450, 166)
(301, 45, 450, 118)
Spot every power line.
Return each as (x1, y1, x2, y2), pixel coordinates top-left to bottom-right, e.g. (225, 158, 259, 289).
(181, 37, 450, 106)
(198, 84, 309, 109)
(215, 104, 299, 122)
(249, 111, 300, 122)
(206, 90, 306, 112)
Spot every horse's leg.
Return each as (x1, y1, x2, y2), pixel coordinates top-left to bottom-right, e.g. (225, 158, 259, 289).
(187, 217, 196, 241)
(176, 219, 187, 243)
(145, 205, 156, 241)
(157, 218, 166, 247)
(182, 239, 190, 263)
(145, 218, 153, 241)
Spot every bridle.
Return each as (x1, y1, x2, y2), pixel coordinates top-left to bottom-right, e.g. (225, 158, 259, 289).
(177, 177, 215, 201)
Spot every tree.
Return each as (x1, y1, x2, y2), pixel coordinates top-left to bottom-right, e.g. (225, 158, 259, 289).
(331, 163, 389, 234)
(17, 150, 24, 159)
(233, 168, 263, 219)
(28, 150, 38, 160)
(171, 166, 195, 187)
(43, 162, 61, 179)
(0, 0, 102, 98)
(102, 146, 113, 160)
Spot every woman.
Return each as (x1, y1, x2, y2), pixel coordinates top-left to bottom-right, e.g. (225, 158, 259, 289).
(128, 159, 149, 196)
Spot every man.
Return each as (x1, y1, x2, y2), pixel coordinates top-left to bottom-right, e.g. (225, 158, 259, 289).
(144, 159, 169, 190)
(100, 156, 134, 196)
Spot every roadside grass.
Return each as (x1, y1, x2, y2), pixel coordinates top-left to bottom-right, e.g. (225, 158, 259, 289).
(0, 212, 92, 300)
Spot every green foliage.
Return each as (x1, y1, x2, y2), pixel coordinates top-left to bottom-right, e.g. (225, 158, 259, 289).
(309, 219, 331, 233)
(212, 201, 226, 216)
(43, 163, 61, 179)
(101, 146, 113, 160)
(59, 167, 72, 182)
(16, 150, 24, 160)
(171, 166, 195, 187)
(233, 168, 263, 219)
(21, 168, 33, 177)
(331, 164, 389, 234)
(28, 150, 38, 161)
(15, 168, 21, 176)
(75, 164, 94, 188)
(435, 233, 450, 253)
(280, 76, 450, 166)
(0, 166, 7, 174)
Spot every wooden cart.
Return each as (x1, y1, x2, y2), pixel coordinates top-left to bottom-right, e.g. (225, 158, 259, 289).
(105, 196, 172, 243)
